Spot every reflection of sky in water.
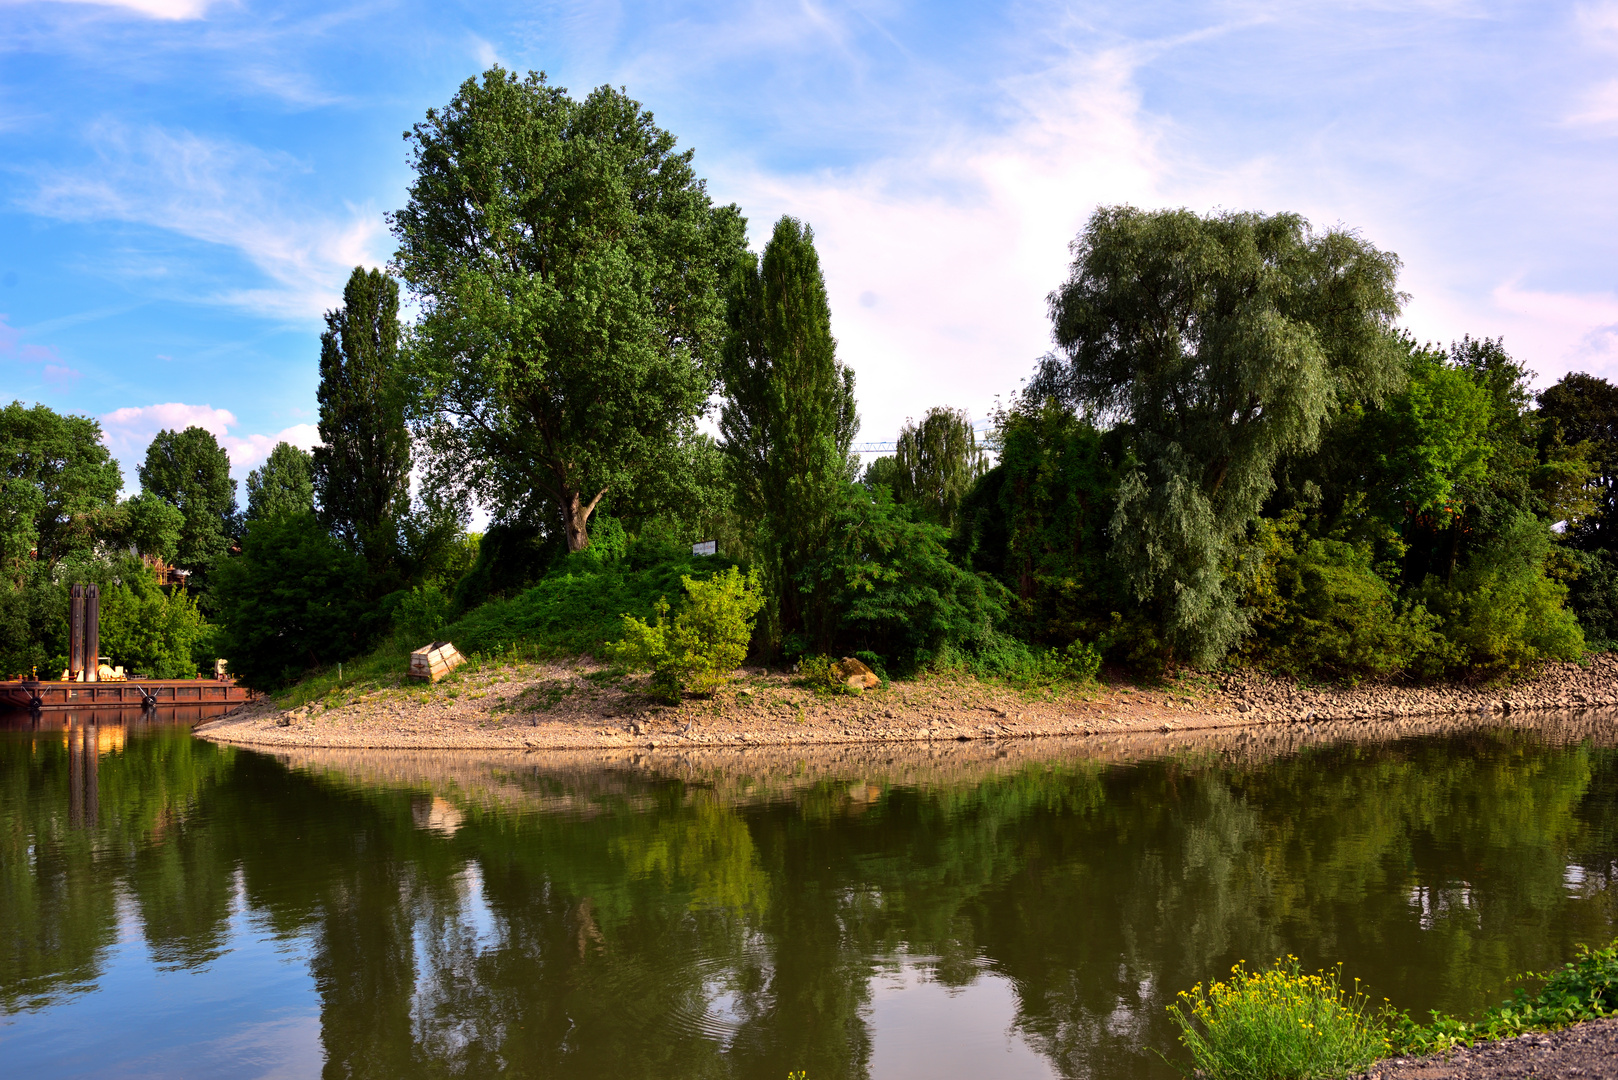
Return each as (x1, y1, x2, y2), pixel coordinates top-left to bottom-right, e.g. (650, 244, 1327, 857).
(0, 874, 321, 1079)
(869, 957, 1058, 1080)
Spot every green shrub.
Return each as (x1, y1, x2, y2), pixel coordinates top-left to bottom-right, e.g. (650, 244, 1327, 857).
(1244, 514, 1444, 681)
(1388, 938, 1618, 1055)
(611, 567, 764, 701)
(797, 485, 1008, 672)
(210, 512, 370, 690)
(937, 634, 1103, 690)
(98, 558, 215, 678)
(1168, 957, 1386, 1080)
(392, 583, 455, 646)
(1415, 512, 1584, 675)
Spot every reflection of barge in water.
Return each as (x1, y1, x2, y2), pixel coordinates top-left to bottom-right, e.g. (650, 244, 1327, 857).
(0, 678, 251, 711)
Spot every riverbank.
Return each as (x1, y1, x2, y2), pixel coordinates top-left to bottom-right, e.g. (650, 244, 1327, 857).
(1357, 1017, 1618, 1078)
(193, 651, 1618, 750)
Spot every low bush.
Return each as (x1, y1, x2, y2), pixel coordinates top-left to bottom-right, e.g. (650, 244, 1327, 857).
(445, 549, 737, 660)
(1414, 512, 1585, 675)
(796, 485, 1009, 672)
(1243, 514, 1444, 682)
(1387, 938, 1618, 1055)
(1168, 957, 1386, 1080)
(611, 566, 764, 701)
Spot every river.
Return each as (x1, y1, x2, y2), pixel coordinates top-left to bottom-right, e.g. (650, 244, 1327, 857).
(2, 709, 1616, 1079)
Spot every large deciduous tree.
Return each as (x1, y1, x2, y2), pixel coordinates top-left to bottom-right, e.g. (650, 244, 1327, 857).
(247, 441, 316, 523)
(1, 400, 123, 581)
(392, 68, 744, 551)
(137, 426, 237, 579)
(720, 215, 858, 650)
(313, 267, 411, 567)
(1032, 206, 1406, 664)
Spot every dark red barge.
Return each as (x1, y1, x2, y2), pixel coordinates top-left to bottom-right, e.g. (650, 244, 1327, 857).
(0, 678, 252, 711)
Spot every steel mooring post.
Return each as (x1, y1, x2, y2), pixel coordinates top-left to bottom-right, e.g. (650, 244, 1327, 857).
(69, 585, 85, 680)
(85, 585, 100, 683)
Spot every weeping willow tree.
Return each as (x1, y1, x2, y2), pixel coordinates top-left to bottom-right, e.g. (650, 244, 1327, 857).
(1031, 206, 1406, 665)
(891, 406, 987, 529)
(720, 216, 859, 652)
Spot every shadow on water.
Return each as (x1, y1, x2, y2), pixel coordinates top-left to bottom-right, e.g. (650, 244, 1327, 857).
(2, 708, 1617, 1079)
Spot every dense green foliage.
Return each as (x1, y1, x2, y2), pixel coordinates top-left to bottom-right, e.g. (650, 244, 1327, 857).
(612, 565, 765, 700)
(394, 67, 745, 552)
(798, 484, 1005, 670)
(208, 512, 369, 689)
(313, 266, 411, 571)
(137, 425, 237, 582)
(720, 215, 859, 652)
(244, 441, 314, 523)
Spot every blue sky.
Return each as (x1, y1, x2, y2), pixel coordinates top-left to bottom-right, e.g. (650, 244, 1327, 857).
(2, 0, 1616, 498)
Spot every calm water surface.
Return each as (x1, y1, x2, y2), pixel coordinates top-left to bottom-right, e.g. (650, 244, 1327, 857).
(2, 710, 1617, 1079)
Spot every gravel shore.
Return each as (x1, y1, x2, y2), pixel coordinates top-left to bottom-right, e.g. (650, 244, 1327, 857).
(193, 653, 1618, 751)
(1356, 1018, 1618, 1079)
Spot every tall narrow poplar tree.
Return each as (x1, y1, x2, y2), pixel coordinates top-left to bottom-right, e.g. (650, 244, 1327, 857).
(720, 216, 858, 650)
(312, 266, 411, 576)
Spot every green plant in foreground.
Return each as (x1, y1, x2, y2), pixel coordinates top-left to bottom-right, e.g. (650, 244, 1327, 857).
(611, 566, 764, 702)
(1168, 957, 1385, 1080)
(1387, 938, 1618, 1055)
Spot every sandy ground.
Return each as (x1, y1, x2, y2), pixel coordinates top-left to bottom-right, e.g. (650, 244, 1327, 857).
(1356, 1018, 1618, 1079)
(193, 652, 1618, 751)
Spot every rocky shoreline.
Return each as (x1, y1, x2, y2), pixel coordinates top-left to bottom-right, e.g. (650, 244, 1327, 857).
(192, 652, 1618, 751)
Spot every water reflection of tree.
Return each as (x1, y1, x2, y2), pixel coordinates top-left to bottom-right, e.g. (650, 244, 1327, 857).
(4, 727, 1618, 1080)
(0, 726, 236, 1012)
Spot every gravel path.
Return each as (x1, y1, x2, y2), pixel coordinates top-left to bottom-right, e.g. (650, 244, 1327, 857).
(1357, 1018, 1618, 1078)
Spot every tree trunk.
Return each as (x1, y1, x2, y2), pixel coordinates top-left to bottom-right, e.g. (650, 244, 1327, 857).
(563, 489, 607, 552)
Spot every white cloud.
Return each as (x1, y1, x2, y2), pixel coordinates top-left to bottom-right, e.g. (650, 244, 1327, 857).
(101, 402, 238, 454)
(1489, 281, 1618, 375)
(25, 122, 386, 320)
(27, 0, 217, 19)
(225, 423, 320, 471)
(99, 402, 320, 475)
(714, 45, 1169, 441)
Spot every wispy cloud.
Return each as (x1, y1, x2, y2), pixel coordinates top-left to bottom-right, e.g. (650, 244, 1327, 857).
(100, 401, 320, 474)
(23, 122, 386, 319)
(0, 312, 65, 364)
(25, 0, 218, 19)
